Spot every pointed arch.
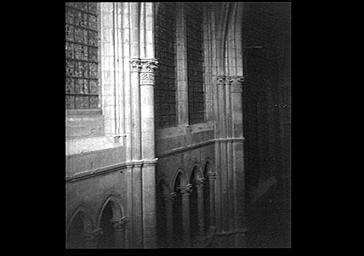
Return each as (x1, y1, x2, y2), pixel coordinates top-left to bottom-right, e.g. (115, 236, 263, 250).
(66, 204, 95, 248)
(67, 204, 95, 234)
(170, 168, 187, 191)
(188, 164, 203, 184)
(96, 192, 124, 227)
(204, 159, 213, 175)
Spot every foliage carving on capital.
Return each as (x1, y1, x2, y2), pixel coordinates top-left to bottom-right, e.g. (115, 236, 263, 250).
(164, 192, 176, 201)
(110, 216, 128, 231)
(207, 172, 217, 180)
(217, 75, 226, 85)
(226, 76, 245, 85)
(140, 59, 158, 72)
(129, 58, 159, 73)
(196, 176, 205, 187)
(130, 58, 142, 71)
(228, 76, 245, 92)
(178, 184, 192, 195)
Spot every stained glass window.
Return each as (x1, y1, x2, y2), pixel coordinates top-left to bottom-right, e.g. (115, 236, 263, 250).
(186, 3, 205, 124)
(154, 2, 177, 128)
(65, 2, 99, 109)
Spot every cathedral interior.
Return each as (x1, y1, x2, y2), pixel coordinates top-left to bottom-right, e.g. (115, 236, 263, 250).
(65, 2, 291, 248)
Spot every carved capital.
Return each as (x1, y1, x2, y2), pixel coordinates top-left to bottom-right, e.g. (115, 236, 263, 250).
(130, 58, 158, 84)
(129, 58, 159, 71)
(217, 75, 226, 85)
(164, 192, 176, 202)
(83, 228, 103, 242)
(226, 76, 234, 85)
(228, 76, 245, 93)
(179, 184, 192, 195)
(130, 58, 142, 72)
(196, 176, 205, 187)
(140, 58, 158, 72)
(207, 172, 217, 180)
(140, 59, 158, 85)
(110, 216, 128, 231)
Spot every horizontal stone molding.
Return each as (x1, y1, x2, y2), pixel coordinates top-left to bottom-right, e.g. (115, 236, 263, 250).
(157, 139, 216, 158)
(156, 121, 214, 140)
(156, 137, 245, 158)
(66, 136, 122, 156)
(215, 228, 248, 237)
(66, 158, 158, 183)
(214, 137, 245, 143)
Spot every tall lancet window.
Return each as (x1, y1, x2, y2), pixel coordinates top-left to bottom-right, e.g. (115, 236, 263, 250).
(154, 2, 177, 128)
(186, 3, 204, 124)
(65, 2, 100, 109)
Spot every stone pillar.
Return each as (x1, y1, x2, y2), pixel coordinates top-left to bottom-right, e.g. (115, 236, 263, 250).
(141, 161, 157, 248)
(180, 184, 192, 247)
(139, 59, 158, 159)
(196, 176, 205, 237)
(139, 59, 158, 248)
(132, 163, 143, 248)
(111, 216, 128, 248)
(217, 75, 228, 233)
(83, 228, 103, 248)
(129, 59, 142, 160)
(207, 172, 217, 228)
(164, 192, 176, 247)
(216, 75, 227, 137)
(228, 76, 244, 138)
(229, 76, 247, 247)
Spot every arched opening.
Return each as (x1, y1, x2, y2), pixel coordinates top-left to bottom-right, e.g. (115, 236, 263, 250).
(189, 167, 199, 242)
(172, 172, 183, 247)
(203, 162, 211, 233)
(157, 181, 167, 247)
(98, 201, 115, 248)
(68, 212, 86, 248)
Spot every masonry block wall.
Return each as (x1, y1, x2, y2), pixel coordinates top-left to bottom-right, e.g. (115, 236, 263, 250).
(66, 2, 158, 249)
(154, 2, 247, 248)
(66, 2, 250, 249)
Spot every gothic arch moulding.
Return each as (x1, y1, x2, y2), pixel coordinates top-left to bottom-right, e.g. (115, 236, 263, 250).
(188, 163, 203, 183)
(214, 2, 244, 76)
(66, 203, 95, 236)
(170, 168, 188, 191)
(203, 159, 213, 175)
(96, 192, 125, 227)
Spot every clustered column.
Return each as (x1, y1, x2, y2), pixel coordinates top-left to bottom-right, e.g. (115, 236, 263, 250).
(229, 75, 247, 246)
(180, 184, 192, 247)
(196, 174, 205, 237)
(164, 192, 176, 247)
(207, 171, 217, 228)
(111, 216, 128, 248)
(128, 58, 159, 248)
